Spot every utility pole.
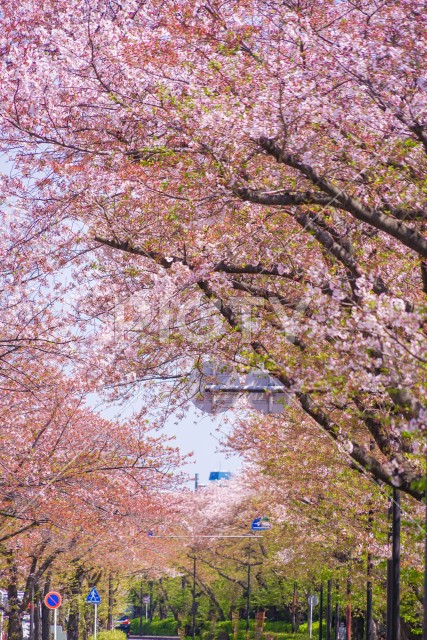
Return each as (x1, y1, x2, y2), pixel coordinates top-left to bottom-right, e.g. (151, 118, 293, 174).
(246, 563, 251, 632)
(192, 557, 197, 640)
(366, 503, 374, 640)
(386, 496, 392, 640)
(391, 489, 400, 640)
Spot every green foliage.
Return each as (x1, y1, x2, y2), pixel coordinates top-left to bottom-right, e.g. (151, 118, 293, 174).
(199, 619, 299, 640)
(210, 621, 292, 634)
(264, 623, 292, 633)
(130, 618, 179, 635)
(400, 566, 423, 634)
(263, 633, 307, 640)
(298, 622, 326, 635)
(89, 632, 126, 640)
(200, 631, 308, 640)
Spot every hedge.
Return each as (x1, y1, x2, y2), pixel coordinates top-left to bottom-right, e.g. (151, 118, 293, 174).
(89, 631, 127, 640)
(130, 617, 179, 635)
(199, 620, 307, 640)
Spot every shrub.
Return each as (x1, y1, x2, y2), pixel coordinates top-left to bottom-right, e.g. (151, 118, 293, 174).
(263, 633, 307, 640)
(299, 621, 325, 634)
(130, 617, 179, 636)
(89, 631, 127, 640)
(151, 619, 179, 635)
(263, 622, 292, 633)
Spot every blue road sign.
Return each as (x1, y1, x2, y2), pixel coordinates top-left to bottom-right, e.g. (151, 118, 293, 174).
(251, 517, 272, 531)
(86, 588, 101, 604)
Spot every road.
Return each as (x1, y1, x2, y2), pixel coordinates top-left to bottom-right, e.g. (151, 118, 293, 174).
(130, 636, 179, 640)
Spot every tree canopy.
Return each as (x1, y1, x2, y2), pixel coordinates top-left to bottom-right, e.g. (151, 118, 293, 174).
(0, 2, 426, 635)
(1, 0, 425, 498)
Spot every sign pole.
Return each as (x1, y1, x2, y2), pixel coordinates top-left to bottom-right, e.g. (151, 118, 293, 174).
(44, 592, 62, 640)
(86, 586, 101, 636)
(145, 602, 148, 621)
(309, 600, 313, 639)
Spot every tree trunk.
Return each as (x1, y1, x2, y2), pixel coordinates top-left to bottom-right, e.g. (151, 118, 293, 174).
(292, 583, 297, 634)
(42, 576, 51, 640)
(34, 592, 42, 640)
(67, 568, 84, 640)
(158, 578, 167, 620)
(346, 580, 352, 640)
(108, 575, 114, 631)
(149, 582, 153, 623)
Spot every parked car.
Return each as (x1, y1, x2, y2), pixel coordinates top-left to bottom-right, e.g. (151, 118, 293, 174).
(115, 616, 130, 637)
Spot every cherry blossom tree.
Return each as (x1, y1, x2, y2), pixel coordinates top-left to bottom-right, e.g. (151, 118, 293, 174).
(0, 358, 184, 640)
(0, 0, 426, 503)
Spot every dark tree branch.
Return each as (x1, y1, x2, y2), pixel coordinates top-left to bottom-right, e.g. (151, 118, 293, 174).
(95, 235, 301, 280)
(238, 186, 427, 222)
(0, 521, 42, 543)
(421, 261, 427, 294)
(236, 187, 337, 208)
(94, 234, 424, 500)
(258, 136, 427, 258)
(197, 558, 247, 590)
(196, 280, 424, 501)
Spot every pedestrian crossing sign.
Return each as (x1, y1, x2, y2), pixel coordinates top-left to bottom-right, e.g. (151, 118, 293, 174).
(86, 588, 101, 604)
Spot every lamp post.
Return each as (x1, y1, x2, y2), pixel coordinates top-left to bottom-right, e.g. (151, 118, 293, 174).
(189, 363, 289, 417)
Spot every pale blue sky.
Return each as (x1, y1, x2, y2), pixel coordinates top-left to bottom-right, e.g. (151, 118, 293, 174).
(162, 404, 241, 486)
(86, 386, 242, 486)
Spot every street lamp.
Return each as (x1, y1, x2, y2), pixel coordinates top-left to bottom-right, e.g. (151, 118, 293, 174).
(189, 363, 289, 415)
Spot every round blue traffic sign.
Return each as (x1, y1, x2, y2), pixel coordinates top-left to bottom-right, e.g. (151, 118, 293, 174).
(44, 591, 62, 609)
